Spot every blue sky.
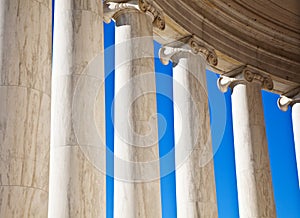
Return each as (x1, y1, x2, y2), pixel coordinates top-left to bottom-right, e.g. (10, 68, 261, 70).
(103, 21, 300, 218)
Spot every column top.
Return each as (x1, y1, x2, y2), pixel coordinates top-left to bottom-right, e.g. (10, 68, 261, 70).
(217, 65, 274, 93)
(103, 0, 165, 30)
(158, 36, 218, 67)
(277, 87, 300, 111)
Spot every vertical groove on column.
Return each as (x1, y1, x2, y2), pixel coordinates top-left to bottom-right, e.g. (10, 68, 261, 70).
(173, 54, 218, 218)
(0, 0, 52, 216)
(113, 11, 162, 218)
(231, 83, 276, 218)
(48, 0, 106, 217)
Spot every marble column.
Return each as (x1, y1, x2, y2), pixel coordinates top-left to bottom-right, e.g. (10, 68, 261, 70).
(104, 1, 165, 217)
(218, 68, 276, 218)
(159, 38, 218, 217)
(48, 0, 106, 217)
(277, 88, 300, 187)
(0, 0, 52, 216)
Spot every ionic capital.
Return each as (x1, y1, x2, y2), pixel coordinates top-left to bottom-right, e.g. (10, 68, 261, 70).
(103, 0, 165, 30)
(217, 66, 273, 93)
(277, 87, 300, 111)
(158, 37, 218, 67)
(217, 76, 237, 93)
(158, 46, 189, 67)
(189, 38, 218, 66)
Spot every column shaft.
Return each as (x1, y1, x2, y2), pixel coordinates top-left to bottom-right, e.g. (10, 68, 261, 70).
(113, 10, 162, 218)
(0, 0, 52, 216)
(231, 82, 276, 217)
(173, 54, 218, 217)
(292, 103, 300, 186)
(48, 0, 106, 217)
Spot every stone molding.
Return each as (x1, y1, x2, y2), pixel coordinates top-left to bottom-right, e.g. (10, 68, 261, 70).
(277, 87, 300, 111)
(103, 0, 165, 30)
(217, 66, 274, 93)
(189, 38, 218, 66)
(158, 37, 218, 67)
(153, 1, 300, 84)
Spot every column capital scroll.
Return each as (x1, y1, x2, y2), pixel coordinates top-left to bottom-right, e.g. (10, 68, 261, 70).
(158, 37, 218, 67)
(217, 66, 274, 93)
(189, 38, 218, 66)
(277, 87, 300, 111)
(103, 0, 165, 30)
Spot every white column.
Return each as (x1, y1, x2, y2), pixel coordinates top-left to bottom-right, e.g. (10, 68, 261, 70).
(104, 1, 165, 217)
(48, 0, 106, 217)
(293, 103, 300, 186)
(277, 89, 300, 187)
(160, 39, 219, 218)
(218, 68, 276, 218)
(0, 0, 51, 216)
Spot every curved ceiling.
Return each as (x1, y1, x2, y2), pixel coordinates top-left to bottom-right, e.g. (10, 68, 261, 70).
(155, 0, 300, 83)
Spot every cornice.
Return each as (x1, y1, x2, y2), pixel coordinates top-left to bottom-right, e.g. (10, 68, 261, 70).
(103, 0, 165, 30)
(217, 65, 274, 93)
(158, 36, 218, 67)
(153, 0, 300, 85)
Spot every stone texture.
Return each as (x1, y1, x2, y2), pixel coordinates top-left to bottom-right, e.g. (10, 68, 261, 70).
(48, 146, 105, 217)
(231, 82, 276, 218)
(48, 0, 106, 217)
(113, 10, 162, 218)
(154, 0, 300, 86)
(173, 54, 218, 218)
(0, 186, 48, 217)
(0, 0, 52, 95)
(0, 0, 52, 216)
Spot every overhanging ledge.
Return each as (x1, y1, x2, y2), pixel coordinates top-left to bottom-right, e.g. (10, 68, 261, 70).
(152, 0, 300, 94)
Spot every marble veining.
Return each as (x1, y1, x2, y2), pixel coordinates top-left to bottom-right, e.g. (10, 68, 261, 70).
(173, 53, 218, 218)
(0, 0, 52, 216)
(113, 10, 162, 218)
(231, 82, 276, 218)
(48, 0, 106, 217)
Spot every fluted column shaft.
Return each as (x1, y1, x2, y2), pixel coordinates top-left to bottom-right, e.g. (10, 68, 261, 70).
(159, 39, 219, 217)
(173, 53, 218, 217)
(113, 8, 162, 218)
(0, 0, 52, 216)
(228, 74, 276, 217)
(48, 0, 106, 217)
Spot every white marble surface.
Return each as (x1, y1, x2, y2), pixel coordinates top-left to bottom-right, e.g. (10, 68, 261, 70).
(0, 0, 51, 216)
(48, 0, 106, 217)
(113, 10, 162, 218)
(173, 54, 218, 218)
(231, 82, 276, 218)
(292, 103, 300, 187)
